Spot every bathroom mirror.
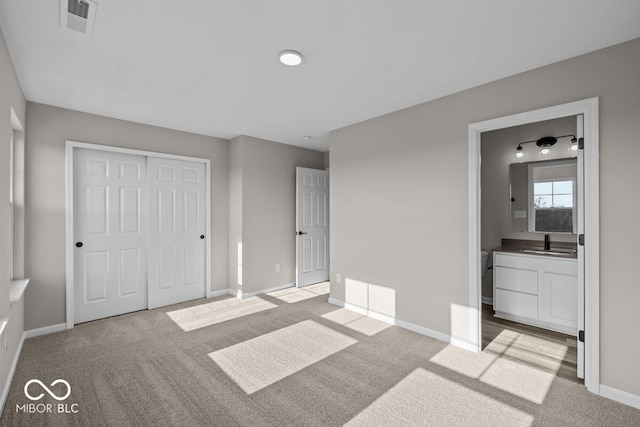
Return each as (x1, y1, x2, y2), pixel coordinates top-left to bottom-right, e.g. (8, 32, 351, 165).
(509, 158, 577, 233)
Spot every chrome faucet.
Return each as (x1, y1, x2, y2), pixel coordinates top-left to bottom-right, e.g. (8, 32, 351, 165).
(544, 234, 551, 251)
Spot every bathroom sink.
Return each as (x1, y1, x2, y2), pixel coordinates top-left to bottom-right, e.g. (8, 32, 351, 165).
(520, 249, 576, 257)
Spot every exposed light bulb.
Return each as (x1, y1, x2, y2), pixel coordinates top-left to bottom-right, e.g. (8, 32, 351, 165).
(570, 141, 578, 151)
(515, 146, 524, 158)
(540, 146, 551, 156)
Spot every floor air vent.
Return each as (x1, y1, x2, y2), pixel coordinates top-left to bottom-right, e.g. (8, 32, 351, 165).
(60, 0, 97, 36)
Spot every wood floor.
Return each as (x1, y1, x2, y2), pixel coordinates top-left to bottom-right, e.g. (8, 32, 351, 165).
(482, 304, 582, 384)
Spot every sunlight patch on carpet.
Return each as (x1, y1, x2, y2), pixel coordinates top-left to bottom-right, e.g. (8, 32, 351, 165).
(345, 368, 533, 426)
(166, 297, 277, 332)
(430, 343, 499, 378)
(321, 308, 391, 336)
(431, 328, 561, 404)
(301, 281, 330, 295)
(209, 320, 357, 394)
(266, 282, 330, 303)
(479, 358, 555, 405)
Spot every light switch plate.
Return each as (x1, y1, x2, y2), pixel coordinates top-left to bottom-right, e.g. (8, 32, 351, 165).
(514, 210, 527, 218)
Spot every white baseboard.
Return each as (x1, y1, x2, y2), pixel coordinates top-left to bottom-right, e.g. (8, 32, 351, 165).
(1, 332, 25, 416)
(482, 296, 493, 306)
(328, 298, 476, 352)
(600, 384, 640, 410)
(238, 283, 295, 300)
(207, 288, 233, 298)
(24, 323, 67, 339)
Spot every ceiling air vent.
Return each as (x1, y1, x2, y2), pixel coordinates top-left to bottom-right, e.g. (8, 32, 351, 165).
(60, 0, 98, 36)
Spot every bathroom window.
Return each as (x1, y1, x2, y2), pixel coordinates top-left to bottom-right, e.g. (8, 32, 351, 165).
(532, 179, 575, 233)
(534, 180, 574, 209)
(528, 159, 577, 233)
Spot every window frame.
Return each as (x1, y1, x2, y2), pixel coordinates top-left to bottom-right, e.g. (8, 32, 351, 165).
(9, 128, 14, 280)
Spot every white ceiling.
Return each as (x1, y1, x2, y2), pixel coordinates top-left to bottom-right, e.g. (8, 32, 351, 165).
(1, 1, 640, 152)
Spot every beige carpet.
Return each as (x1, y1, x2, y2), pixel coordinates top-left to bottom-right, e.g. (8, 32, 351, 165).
(2, 282, 640, 426)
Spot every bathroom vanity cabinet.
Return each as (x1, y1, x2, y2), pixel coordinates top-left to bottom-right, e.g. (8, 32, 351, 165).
(493, 251, 577, 335)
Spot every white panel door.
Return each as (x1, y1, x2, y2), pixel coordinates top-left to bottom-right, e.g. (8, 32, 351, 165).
(73, 149, 148, 323)
(148, 157, 206, 308)
(296, 167, 329, 287)
(576, 114, 585, 379)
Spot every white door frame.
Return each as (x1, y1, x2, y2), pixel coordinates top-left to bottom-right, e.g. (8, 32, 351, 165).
(468, 97, 599, 394)
(65, 140, 212, 329)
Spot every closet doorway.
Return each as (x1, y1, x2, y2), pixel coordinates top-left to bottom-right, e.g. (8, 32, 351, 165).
(66, 142, 211, 326)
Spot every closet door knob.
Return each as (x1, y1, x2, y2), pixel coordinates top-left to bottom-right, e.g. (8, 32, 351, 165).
(75, 242, 83, 248)
(200, 235, 205, 239)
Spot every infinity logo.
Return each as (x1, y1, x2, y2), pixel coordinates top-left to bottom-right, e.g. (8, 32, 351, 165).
(24, 379, 71, 401)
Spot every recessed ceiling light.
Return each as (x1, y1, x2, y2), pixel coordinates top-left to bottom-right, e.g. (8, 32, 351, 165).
(279, 50, 303, 66)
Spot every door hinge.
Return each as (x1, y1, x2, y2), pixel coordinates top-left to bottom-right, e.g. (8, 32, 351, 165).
(578, 234, 585, 246)
(578, 330, 585, 343)
(578, 137, 584, 149)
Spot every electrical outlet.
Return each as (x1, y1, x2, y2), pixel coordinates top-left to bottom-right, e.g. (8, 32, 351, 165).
(275, 263, 280, 272)
(336, 273, 342, 283)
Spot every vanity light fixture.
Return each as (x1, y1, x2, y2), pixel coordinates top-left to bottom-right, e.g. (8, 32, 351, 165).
(514, 134, 577, 159)
(279, 50, 303, 66)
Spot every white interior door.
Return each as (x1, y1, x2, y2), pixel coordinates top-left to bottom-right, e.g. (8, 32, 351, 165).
(576, 115, 585, 379)
(73, 148, 148, 323)
(148, 157, 206, 308)
(296, 167, 329, 287)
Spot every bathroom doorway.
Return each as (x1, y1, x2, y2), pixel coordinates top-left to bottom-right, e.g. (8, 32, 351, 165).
(468, 98, 600, 393)
(480, 115, 583, 383)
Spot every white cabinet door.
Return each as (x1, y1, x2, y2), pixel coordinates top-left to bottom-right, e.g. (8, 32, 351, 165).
(296, 167, 329, 287)
(147, 157, 206, 309)
(539, 272, 578, 329)
(73, 149, 148, 323)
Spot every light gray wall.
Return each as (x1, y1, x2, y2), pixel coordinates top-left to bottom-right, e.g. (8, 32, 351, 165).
(0, 27, 26, 408)
(330, 37, 640, 396)
(228, 137, 243, 294)
(323, 151, 330, 170)
(480, 116, 577, 299)
(24, 103, 230, 330)
(229, 135, 324, 295)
